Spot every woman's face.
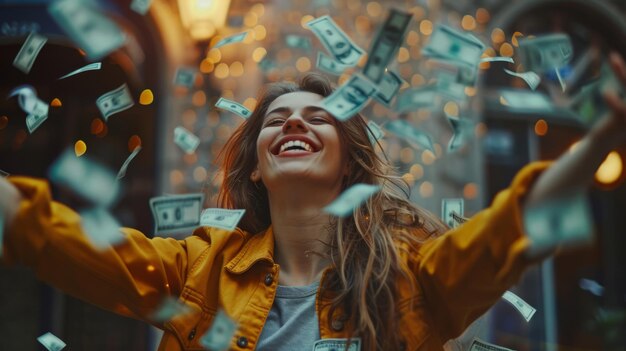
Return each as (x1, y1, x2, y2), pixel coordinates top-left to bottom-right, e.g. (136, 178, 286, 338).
(254, 91, 348, 189)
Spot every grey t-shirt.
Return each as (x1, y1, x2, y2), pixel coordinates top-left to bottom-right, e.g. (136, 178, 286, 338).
(256, 281, 320, 351)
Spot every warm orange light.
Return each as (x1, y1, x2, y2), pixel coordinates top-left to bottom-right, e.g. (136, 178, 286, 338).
(595, 151, 623, 186)
(128, 135, 142, 152)
(178, 0, 231, 41)
(50, 98, 62, 107)
(74, 140, 87, 157)
(139, 89, 154, 105)
(463, 183, 478, 199)
(534, 119, 548, 136)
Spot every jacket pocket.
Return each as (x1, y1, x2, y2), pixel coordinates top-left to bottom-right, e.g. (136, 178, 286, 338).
(167, 294, 215, 350)
(398, 296, 432, 351)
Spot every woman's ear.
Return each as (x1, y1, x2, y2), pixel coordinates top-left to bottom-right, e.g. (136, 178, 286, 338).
(250, 168, 261, 182)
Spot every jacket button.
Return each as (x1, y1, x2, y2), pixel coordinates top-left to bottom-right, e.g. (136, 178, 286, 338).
(264, 273, 273, 286)
(331, 318, 344, 331)
(236, 336, 248, 347)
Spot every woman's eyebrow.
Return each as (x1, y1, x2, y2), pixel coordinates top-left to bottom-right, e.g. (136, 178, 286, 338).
(265, 106, 291, 116)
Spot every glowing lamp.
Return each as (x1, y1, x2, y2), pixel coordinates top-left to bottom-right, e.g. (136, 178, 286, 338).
(178, 0, 231, 41)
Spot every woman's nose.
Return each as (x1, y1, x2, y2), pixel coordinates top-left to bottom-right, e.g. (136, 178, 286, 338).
(282, 114, 307, 133)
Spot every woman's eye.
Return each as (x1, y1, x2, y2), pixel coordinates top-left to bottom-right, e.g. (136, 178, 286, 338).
(310, 116, 329, 123)
(266, 119, 284, 126)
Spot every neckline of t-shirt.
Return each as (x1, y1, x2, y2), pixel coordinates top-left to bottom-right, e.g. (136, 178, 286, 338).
(275, 281, 320, 298)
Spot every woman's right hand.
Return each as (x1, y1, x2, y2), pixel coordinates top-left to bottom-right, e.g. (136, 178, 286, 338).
(0, 176, 24, 233)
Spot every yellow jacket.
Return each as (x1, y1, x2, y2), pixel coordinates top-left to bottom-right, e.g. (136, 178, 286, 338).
(2, 161, 549, 350)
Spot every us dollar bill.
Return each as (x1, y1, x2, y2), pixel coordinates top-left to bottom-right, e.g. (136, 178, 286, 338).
(49, 0, 126, 61)
(363, 8, 412, 84)
(59, 62, 101, 79)
(174, 126, 200, 154)
(8, 84, 38, 114)
(307, 15, 364, 66)
(213, 31, 249, 49)
(79, 207, 125, 249)
(199, 310, 238, 351)
(320, 73, 378, 121)
(441, 198, 464, 228)
(501, 290, 536, 322)
(395, 86, 436, 113)
(480, 56, 514, 64)
(518, 34, 573, 73)
(422, 25, 485, 72)
(385, 119, 435, 153)
(150, 193, 204, 236)
(150, 297, 193, 323)
(37, 332, 66, 351)
(116, 146, 142, 180)
(504, 69, 541, 90)
(579, 278, 604, 297)
(468, 338, 514, 351)
(26, 98, 50, 133)
(373, 70, 406, 106)
(312, 338, 361, 351)
(446, 114, 473, 152)
(173, 67, 196, 88)
(316, 51, 350, 76)
(96, 83, 134, 121)
(130, 0, 153, 15)
(366, 120, 385, 145)
(200, 208, 245, 231)
(215, 97, 251, 119)
(324, 184, 381, 217)
(286, 34, 312, 52)
(13, 32, 47, 74)
(432, 58, 478, 88)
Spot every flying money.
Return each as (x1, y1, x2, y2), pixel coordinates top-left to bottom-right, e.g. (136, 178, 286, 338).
(431, 59, 478, 87)
(385, 119, 435, 153)
(49, 0, 127, 61)
(468, 338, 514, 351)
(37, 332, 67, 351)
(502, 290, 536, 322)
(25, 99, 50, 133)
(173, 67, 196, 88)
(307, 15, 365, 66)
(199, 310, 238, 351)
(200, 208, 245, 231)
(570, 62, 623, 126)
(480, 56, 514, 64)
(441, 198, 464, 228)
(422, 25, 485, 73)
(395, 86, 436, 113)
(374, 70, 406, 106)
(366, 120, 385, 146)
(150, 193, 204, 236)
(48, 149, 121, 208)
(446, 114, 473, 152)
(579, 278, 604, 297)
(436, 74, 467, 101)
(213, 31, 249, 49)
(258, 56, 277, 72)
(324, 183, 381, 217)
(312, 338, 361, 351)
(215, 97, 251, 119)
(316, 51, 350, 76)
(96, 83, 134, 121)
(116, 146, 142, 180)
(130, 0, 153, 15)
(504, 69, 541, 90)
(320, 73, 378, 121)
(499, 90, 553, 112)
(517, 34, 573, 73)
(79, 207, 125, 249)
(363, 8, 412, 84)
(59, 62, 101, 79)
(174, 126, 200, 154)
(9, 84, 39, 114)
(13, 32, 47, 74)
(285, 34, 312, 51)
(150, 297, 193, 323)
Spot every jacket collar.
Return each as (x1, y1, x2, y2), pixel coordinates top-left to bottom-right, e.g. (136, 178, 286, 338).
(225, 225, 275, 274)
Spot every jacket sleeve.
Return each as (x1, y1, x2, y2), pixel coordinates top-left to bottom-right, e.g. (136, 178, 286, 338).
(1, 177, 190, 323)
(410, 161, 552, 341)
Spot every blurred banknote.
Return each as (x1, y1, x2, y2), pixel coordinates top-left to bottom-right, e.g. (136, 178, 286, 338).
(150, 193, 203, 235)
(150, 297, 193, 323)
(504, 69, 541, 90)
(312, 338, 361, 351)
(79, 207, 125, 249)
(96, 83, 134, 121)
(13, 32, 47, 74)
(502, 290, 536, 322)
(130, 0, 152, 15)
(199, 310, 237, 351)
(215, 97, 251, 119)
(518, 34, 573, 73)
(49, 149, 120, 207)
(324, 183, 381, 217)
(385, 119, 434, 153)
(374, 70, 405, 106)
(25, 99, 50, 133)
(285, 34, 312, 51)
(422, 25, 485, 74)
(320, 73, 378, 121)
(174, 126, 200, 154)
(579, 278, 604, 297)
(480, 56, 514, 64)
(395, 86, 436, 112)
(213, 31, 249, 49)
(436, 74, 467, 101)
(258, 56, 276, 72)
(432, 59, 478, 87)
(200, 208, 245, 231)
(307, 15, 364, 66)
(441, 198, 464, 228)
(446, 114, 473, 152)
(173, 67, 196, 88)
(0, 169, 8, 177)
(366, 120, 385, 145)
(37, 332, 66, 351)
(116, 146, 141, 180)
(524, 192, 594, 255)
(468, 338, 514, 351)
(316, 51, 350, 76)
(499, 90, 553, 111)
(49, 0, 126, 61)
(59, 62, 101, 79)
(570, 63, 624, 126)
(9, 85, 40, 115)
(363, 9, 412, 83)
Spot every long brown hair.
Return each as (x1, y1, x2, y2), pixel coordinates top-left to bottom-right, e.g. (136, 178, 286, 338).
(216, 73, 447, 350)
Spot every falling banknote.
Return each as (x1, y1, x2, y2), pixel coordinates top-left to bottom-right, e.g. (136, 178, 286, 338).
(366, 120, 385, 146)
(213, 31, 249, 49)
(307, 15, 364, 66)
(374, 70, 406, 107)
(441, 198, 464, 228)
(468, 338, 514, 351)
(285, 34, 312, 52)
(173, 67, 196, 88)
(150, 193, 204, 236)
(25, 99, 50, 134)
(79, 207, 125, 249)
(385, 120, 435, 153)
(200, 208, 245, 232)
(9, 84, 49, 132)
(215, 97, 251, 119)
(480, 56, 514, 64)
(501, 290, 536, 322)
(312, 338, 361, 351)
(395, 86, 437, 113)
(504, 69, 541, 90)
(446, 114, 474, 152)
(517, 34, 573, 74)
(174, 126, 200, 154)
(130, 0, 153, 15)
(199, 310, 238, 351)
(324, 183, 381, 217)
(320, 73, 378, 121)
(116, 146, 142, 180)
(96, 83, 134, 121)
(13, 32, 47, 74)
(59, 62, 102, 79)
(37, 332, 66, 351)
(49, 0, 126, 61)
(150, 297, 193, 323)
(422, 25, 485, 81)
(316, 51, 350, 76)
